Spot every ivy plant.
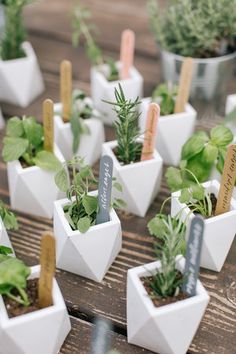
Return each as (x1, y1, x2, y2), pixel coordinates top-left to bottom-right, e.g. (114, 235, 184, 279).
(0, 199, 18, 230)
(151, 82, 178, 116)
(2, 116, 62, 171)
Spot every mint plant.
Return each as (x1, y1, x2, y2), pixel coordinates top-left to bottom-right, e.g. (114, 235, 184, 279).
(0, 199, 18, 230)
(151, 82, 178, 116)
(2, 116, 62, 171)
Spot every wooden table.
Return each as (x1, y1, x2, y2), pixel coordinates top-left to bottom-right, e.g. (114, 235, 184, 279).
(0, 1, 236, 353)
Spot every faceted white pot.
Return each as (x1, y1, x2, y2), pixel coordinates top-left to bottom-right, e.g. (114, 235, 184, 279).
(54, 192, 122, 282)
(54, 103, 105, 166)
(91, 62, 143, 125)
(127, 256, 209, 354)
(7, 145, 65, 219)
(0, 42, 44, 108)
(225, 94, 236, 136)
(0, 217, 14, 254)
(102, 140, 163, 217)
(171, 180, 236, 272)
(140, 97, 197, 166)
(0, 265, 71, 354)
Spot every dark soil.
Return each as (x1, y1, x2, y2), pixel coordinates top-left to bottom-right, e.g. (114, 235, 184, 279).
(3, 278, 41, 318)
(113, 143, 143, 165)
(19, 157, 31, 169)
(189, 193, 217, 218)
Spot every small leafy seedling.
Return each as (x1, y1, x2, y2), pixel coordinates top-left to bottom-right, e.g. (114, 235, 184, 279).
(151, 82, 178, 116)
(0, 199, 18, 230)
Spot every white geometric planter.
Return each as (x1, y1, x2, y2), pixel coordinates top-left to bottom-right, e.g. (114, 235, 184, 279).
(0, 42, 44, 108)
(127, 256, 209, 354)
(7, 145, 65, 219)
(171, 180, 236, 272)
(140, 98, 197, 166)
(0, 265, 71, 354)
(225, 94, 236, 136)
(54, 192, 122, 282)
(54, 103, 105, 166)
(102, 140, 163, 217)
(0, 217, 14, 254)
(91, 62, 143, 125)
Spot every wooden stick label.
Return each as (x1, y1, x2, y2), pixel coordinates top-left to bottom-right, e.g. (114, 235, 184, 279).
(120, 29, 135, 80)
(174, 57, 194, 113)
(38, 232, 55, 308)
(141, 103, 159, 161)
(182, 215, 204, 297)
(215, 144, 236, 216)
(60, 60, 72, 122)
(43, 99, 54, 152)
(96, 156, 113, 225)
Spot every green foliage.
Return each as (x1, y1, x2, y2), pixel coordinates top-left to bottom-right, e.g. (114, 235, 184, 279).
(0, 0, 33, 60)
(104, 83, 142, 164)
(72, 2, 119, 81)
(0, 200, 18, 230)
(152, 82, 178, 115)
(0, 255, 30, 306)
(2, 116, 62, 171)
(147, 0, 236, 58)
(0, 245, 13, 255)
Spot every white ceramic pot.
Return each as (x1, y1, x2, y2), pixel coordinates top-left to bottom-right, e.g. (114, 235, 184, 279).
(54, 103, 105, 166)
(7, 145, 65, 219)
(225, 94, 236, 136)
(0, 41, 44, 108)
(140, 98, 197, 166)
(91, 62, 143, 126)
(171, 180, 236, 272)
(54, 192, 122, 282)
(102, 140, 163, 217)
(0, 217, 14, 254)
(127, 256, 209, 354)
(0, 265, 71, 354)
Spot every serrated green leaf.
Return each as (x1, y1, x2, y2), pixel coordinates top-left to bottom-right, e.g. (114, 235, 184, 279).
(77, 216, 91, 233)
(34, 151, 62, 171)
(191, 184, 205, 200)
(6, 117, 24, 137)
(210, 125, 233, 147)
(147, 214, 167, 238)
(82, 195, 98, 215)
(55, 167, 69, 192)
(2, 136, 28, 162)
(179, 188, 191, 203)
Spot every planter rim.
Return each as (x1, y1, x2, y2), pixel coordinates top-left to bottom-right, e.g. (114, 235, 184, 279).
(161, 48, 236, 63)
(0, 41, 36, 65)
(0, 265, 66, 325)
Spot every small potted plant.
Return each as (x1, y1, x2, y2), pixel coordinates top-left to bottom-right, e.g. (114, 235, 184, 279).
(0, 0, 44, 107)
(53, 156, 123, 282)
(72, 3, 143, 125)
(2, 115, 64, 218)
(147, 0, 236, 101)
(102, 84, 163, 217)
(0, 199, 18, 253)
(140, 82, 197, 166)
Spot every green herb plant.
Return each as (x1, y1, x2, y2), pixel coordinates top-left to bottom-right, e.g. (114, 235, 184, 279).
(104, 83, 142, 164)
(0, 199, 18, 230)
(147, 0, 236, 58)
(151, 82, 178, 116)
(72, 2, 119, 81)
(2, 116, 62, 171)
(0, 245, 13, 255)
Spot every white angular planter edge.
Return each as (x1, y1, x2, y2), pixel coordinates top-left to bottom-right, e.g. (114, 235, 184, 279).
(102, 140, 163, 217)
(0, 265, 71, 354)
(127, 256, 209, 354)
(0, 42, 44, 108)
(0, 217, 14, 254)
(7, 145, 65, 219)
(91, 62, 143, 125)
(140, 98, 197, 166)
(54, 192, 122, 282)
(171, 180, 236, 272)
(54, 102, 105, 166)
(225, 94, 236, 136)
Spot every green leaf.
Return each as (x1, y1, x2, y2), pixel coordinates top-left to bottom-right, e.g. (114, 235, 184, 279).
(185, 151, 212, 183)
(77, 216, 91, 233)
(165, 167, 183, 192)
(181, 131, 208, 161)
(191, 184, 205, 201)
(147, 214, 167, 237)
(2, 136, 28, 162)
(2, 211, 18, 230)
(210, 125, 233, 147)
(82, 195, 98, 215)
(6, 117, 24, 137)
(113, 182, 123, 192)
(34, 151, 62, 171)
(179, 188, 191, 203)
(55, 167, 69, 192)
(113, 198, 127, 208)
(0, 246, 13, 256)
(22, 117, 43, 147)
(202, 143, 218, 164)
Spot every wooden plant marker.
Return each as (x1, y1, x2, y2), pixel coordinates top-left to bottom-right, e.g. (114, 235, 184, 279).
(141, 103, 159, 161)
(215, 144, 236, 216)
(60, 60, 72, 122)
(174, 57, 194, 113)
(120, 29, 135, 80)
(43, 99, 54, 152)
(38, 232, 55, 309)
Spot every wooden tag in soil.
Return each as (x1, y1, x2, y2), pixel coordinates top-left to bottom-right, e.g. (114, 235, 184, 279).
(182, 215, 204, 297)
(38, 232, 55, 309)
(215, 144, 236, 216)
(141, 103, 159, 161)
(60, 60, 72, 122)
(120, 29, 135, 80)
(96, 155, 113, 225)
(43, 99, 54, 152)
(174, 57, 194, 113)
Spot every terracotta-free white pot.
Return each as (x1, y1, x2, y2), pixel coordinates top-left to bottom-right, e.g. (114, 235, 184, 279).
(102, 140, 163, 217)
(7, 145, 65, 219)
(171, 180, 236, 272)
(0, 42, 44, 108)
(127, 256, 209, 354)
(0, 217, 14, 254)
(54, 192, 122, 282)
(91, 62, 143, 126)
(54, 102, 105, 166)
(0, 265, 71, 354)
(140, 98, 197, 166)
(225, 94, 236, 136)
